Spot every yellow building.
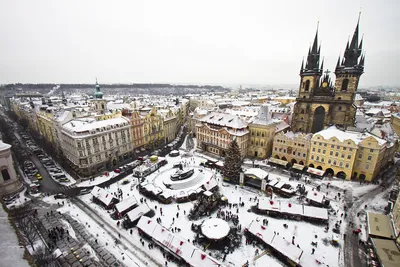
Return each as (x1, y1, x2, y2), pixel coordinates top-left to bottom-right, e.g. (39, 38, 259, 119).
(272, 131, 312, 165)
(142, 107, 164, 150)
(247, 106, 279, 159)
(392, 113, 400, 140)
(308, 126, 397, 181)
(129, 110, 144, 150)
(392, 193, 400, 244)
(159, 109, 178, 143)
(196, 112, 249, 158)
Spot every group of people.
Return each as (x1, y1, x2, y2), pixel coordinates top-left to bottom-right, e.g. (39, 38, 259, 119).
(47, 226, 69, 247)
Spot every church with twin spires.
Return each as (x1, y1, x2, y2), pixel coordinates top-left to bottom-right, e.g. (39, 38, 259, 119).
(291, 16, 365, 134)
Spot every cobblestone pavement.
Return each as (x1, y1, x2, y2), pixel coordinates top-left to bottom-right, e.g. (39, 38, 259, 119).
(36, 205, 124, 267)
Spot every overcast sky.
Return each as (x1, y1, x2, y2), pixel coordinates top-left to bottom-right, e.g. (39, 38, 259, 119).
(0, 0, 399, 87)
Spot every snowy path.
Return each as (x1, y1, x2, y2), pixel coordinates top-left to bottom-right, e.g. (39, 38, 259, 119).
(71, 197, 162, 267)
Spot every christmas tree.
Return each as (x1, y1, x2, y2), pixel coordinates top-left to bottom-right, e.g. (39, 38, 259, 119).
(223, 138, 243, 184)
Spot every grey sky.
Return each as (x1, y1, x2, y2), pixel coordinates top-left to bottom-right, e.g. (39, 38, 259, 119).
(0, 0, 399, 87)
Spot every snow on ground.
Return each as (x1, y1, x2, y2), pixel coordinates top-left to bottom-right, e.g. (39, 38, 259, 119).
(55, 200, 148, 267)
(77, 172, 116, 187)
(74, 153, 344, 267)
(60, 218, 77, 240)
(5, 187, 32, 209)
(0, 203, 30, 267)
(43, 147, 389, 267)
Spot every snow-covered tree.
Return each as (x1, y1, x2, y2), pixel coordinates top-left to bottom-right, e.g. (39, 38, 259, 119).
(222, 139, 242, 184)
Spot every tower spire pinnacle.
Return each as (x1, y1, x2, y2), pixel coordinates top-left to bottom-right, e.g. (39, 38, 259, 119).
(311, 21, 319, 54)
(300, 58, 304, 74)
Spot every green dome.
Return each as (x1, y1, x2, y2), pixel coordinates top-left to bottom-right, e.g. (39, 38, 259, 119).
(94, 81, 103, 99)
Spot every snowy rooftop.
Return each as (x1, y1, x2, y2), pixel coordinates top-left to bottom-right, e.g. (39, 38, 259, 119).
(63, 117, 129, 133)
(201, 112, 248, 129)
(314, 126, 387, 146)
(0, 141, 11, 151)
(201, 218, 230, 240)
(114, 196, 137, 214)
(244, 168, 269, 180)
(125, 204, 151, 222)
(90, 186, 117, 206)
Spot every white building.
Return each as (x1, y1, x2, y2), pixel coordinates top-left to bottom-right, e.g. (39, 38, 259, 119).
(60, 117, 132, 176)
(0, 141, 22, 196)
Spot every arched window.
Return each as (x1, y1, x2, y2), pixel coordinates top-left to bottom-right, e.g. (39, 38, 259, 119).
(304, 80, 310, 91)
(303, 96, 306, 99)
(338, 106, 342, 111)
(301, 109, 305, 114)
(341, 79, 349, 91)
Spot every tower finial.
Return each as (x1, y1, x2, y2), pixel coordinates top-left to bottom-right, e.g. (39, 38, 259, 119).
(96, 77, 98, 84)
(311, 21, 319, 53)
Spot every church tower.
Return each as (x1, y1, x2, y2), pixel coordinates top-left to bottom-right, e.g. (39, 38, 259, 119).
(91, 79, 107, 114)
(291, 17, 364, 133)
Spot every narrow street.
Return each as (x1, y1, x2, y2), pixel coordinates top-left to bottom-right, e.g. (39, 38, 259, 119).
(343, 162, 399, 267)
(14, 131, 63, 193)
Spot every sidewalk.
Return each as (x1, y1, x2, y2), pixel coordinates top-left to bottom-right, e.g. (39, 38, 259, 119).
(36, 205, 123, 267)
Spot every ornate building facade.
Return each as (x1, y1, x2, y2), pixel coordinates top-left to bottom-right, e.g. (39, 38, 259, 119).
(272, 131, 312, 166)
(291, 19, 365, 133)
(247, 105, 279, 159)
(196, 112, 249, 157)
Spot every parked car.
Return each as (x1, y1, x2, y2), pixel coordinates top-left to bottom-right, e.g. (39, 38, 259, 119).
(2, 194, 17, 204)
(35, 174, 43, 180)
(114, 168, 121, 173)
(54, 193, 67, 199)
(58, 178, 70, 183)
(80, 188, 91, 195)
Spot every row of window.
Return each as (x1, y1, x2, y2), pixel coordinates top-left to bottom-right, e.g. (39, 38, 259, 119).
(276, 139, 306, 147)
(312, 142, 354, 151)
(274, 147, 306, 158)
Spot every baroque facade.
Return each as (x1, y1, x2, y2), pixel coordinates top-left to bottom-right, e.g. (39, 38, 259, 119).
(196, 112, 249, 158)
(272, 132, 312, 165)
(291, 19, 365, 133)
(247, 105, 279, 159)
(308, 126, 397, 181)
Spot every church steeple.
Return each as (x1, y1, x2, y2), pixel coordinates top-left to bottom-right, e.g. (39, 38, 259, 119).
(343, 14, 362, 68)
(94, 78, 103, 99)
(303, 22, 323, 75)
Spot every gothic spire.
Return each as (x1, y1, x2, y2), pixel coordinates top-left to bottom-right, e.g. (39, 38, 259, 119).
(336, 55, 341, 69)
(359, 53, 365, 67)
(320, 58, 324, 71)
(304, 22, 322, 73)
(359, 35, 363, 50)
(349, 14, 360, 50)
(343, 14, 362, 68)
(300, 58, 304, 74)
(311, 22, 319, 54)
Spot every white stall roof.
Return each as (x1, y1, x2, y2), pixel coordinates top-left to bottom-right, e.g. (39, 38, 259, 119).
(204, 177, 218, 191)
(168, 235, 195, 262)
(244, 168, 269, 179)
(258, 198, 281, 211)
(270, 235, 303, 264)
(90, 186, 116, 206)
(187, 249, 222, 267)
(126, 204, 151, 222)
(303, 206, 329, 220)
(280, 202, 303, 216)
(114, 196, 137, 214)
(152, 224, 174, 247)
(247, 220, 275, 244)
(137, 216, 157, 236)
(306, 190, 325, 204)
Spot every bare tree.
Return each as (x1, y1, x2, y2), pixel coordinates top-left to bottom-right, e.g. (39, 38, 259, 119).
(9, 205, 39, 251)
(33, 245, 57, 267)
(185, 134, 194, 152)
